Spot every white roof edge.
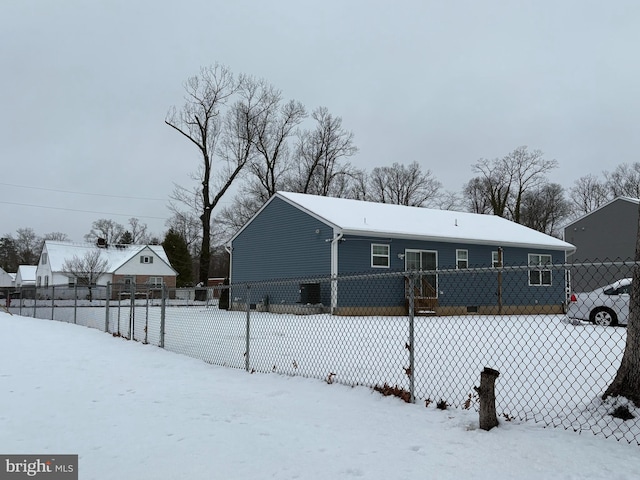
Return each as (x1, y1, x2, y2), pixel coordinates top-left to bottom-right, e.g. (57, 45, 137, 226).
(341, 229, 576, 253)
(563, 196, 640, 229)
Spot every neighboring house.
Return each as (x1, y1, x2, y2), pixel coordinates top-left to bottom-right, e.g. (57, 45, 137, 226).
(228, 192, 576, 315)
(15, 265, 37, 287)
(0, 266, 13, 288)
(563, 196, 639, 292)
(35, 241, 177, 298)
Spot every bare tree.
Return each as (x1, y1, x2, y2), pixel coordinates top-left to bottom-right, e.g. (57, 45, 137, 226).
(463, 177, 494, 214)
(344, 168, 370, 201)
(84, 219, 125, 245)
(248, 81, 306, 199)
(435, 191, 465, 211)
(62, 250, 109, 302)
(165, 211, 201, 256)
(603, 201, 640, 404)
(368, 162, 442, 206)
(292, 106, 357, 196)
(467, 146, 558, 222)
(605, 162, 640, 199)
(127, 218, 149, 244)
(519, 183, 571, 237)
(165, 64, 245, 286)
(568, 174, 611, 218)
(15, 228, 42, 265)
(43, 232, 69, 242)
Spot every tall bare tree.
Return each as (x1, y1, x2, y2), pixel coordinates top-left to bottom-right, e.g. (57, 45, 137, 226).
(62, 250, 109, 302)
(165, 64, 246, 285)
(368, 162, 442, 206)
(463, 177, 494, 214)
(248, 81, 306, 199)
(519, 183, 571, 237)
(466, 146, 558, 223)
(568, 174, 611, 218)
(84, 219, 125, 245)
(292, 106, 357, 196)
(126, 218, 149, 244)
(15, 228, 42, 265)
(605, 162, 640, 199)
(603, 201, 640, 404)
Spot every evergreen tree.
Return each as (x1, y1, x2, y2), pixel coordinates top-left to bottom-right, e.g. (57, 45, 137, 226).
(162, 229, 193, 287)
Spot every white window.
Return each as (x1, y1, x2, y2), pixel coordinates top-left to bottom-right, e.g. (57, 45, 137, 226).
(371, 244, 390, 268)
(140, 255, 154, 264)
(456, 249, 468, 269)
(149, 277, 163, 288)
(37, 276, 42, 287)
(528, 254, 552, 286)
(44, 275, 49, 287)
(41, 253, 47, 265)
(68, 277, 77, 287)
(492, 251, 503, 268)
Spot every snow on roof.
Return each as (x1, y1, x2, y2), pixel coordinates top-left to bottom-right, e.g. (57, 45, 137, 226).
(276, 192, 575, 252)
(17, 265, 37, 281)
(44, 241, 171, 273)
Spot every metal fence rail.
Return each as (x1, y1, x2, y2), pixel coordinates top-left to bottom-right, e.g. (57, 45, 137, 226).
(2, 261, 638, 444)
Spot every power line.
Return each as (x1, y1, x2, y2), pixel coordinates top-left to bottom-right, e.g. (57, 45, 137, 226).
(0, 182, 167, 201)
(0, 200, 167, 220)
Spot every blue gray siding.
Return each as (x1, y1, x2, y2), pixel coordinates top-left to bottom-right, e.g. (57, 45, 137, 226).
(231, 198, 568, 311)
(231, 197, 333, 304)
(335, 236, 567, 308)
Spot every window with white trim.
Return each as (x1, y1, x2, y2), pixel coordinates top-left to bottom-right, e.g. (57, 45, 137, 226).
(371, 244, 390, 268)
(68, 277, 77, 287)
(41, 253, 47, 265)
(149, 277, 163, 288)
(140, 255, 154, 264)
(456, 249, 468, 269)
(492, 251, 503, 268)
(528, 254, 552, 286)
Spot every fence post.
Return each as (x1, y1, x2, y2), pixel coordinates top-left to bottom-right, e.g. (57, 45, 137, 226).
(51, 285, 55, 320)
(497, 247, 503, 315)
(159, 283, 166, 349)
(74, 282, 78, 325)
(33, 287, 37, 318)
(144, 287, 149, 344)
(129, 281, 135, 340)
(245, 284, 251, 372)
(408, 273, 416, 404)
(104, 283, 110, 333)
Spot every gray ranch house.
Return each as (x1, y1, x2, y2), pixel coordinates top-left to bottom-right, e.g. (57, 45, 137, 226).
(228, 192, 576, 315)
(563, 196, 639, 292)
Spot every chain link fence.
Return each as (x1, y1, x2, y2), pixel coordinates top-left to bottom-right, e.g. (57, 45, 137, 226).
(2, 261, 638, 444)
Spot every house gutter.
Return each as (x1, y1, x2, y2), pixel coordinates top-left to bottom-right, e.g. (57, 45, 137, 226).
(330, 231, 343, 313)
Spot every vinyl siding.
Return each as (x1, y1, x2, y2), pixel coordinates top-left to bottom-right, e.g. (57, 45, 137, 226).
(231, 197, 333, 304)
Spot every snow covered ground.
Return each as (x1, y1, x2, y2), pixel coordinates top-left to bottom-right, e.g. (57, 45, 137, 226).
(1, 311, 640, 479)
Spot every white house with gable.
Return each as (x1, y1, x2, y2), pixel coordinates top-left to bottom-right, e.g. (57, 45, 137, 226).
(0, 266, 14, 288)
(36, 241, 177, 297)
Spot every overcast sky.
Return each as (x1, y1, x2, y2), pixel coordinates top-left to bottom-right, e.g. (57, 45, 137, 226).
(2, 0, 639, 242)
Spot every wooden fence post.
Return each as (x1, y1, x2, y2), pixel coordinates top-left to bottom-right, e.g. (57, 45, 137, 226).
(476, 367, 500, 431)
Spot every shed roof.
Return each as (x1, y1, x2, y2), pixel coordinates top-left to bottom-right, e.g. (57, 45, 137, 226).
(245, 192, 575, 252)
(44, 241, 174, 273)
(17, 265, 37, 282)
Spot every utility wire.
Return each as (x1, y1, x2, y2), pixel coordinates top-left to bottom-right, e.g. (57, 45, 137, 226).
(0, 200, 167, 220)
(0, 182, 167, 201)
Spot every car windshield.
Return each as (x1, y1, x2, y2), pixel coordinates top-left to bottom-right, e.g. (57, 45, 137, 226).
(603, 283, 632, 295)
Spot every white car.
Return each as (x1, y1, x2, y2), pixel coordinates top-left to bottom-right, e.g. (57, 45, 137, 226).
(567, 278, 632, 326)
